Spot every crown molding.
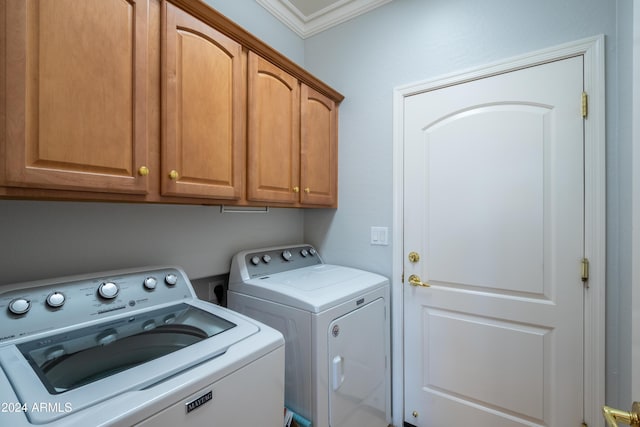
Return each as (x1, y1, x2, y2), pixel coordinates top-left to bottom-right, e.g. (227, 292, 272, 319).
(257, 0, 392, 38)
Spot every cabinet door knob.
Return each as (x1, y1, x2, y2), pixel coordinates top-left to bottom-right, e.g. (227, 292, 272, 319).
(138, 166, 149, 176)
(293, 186, 300, 193)
(304, 187, 310, 193)
(169, 170, 179, 180)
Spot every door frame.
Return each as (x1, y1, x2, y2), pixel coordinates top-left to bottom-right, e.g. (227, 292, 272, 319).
(632, 4, 640, 403)
(391, 35, 605, 426)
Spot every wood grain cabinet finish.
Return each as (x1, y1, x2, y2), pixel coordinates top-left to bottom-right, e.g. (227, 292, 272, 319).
(3, 0, 150, 194)
(1, 0, 342, 207)
(300, 84, 338, 207)
(162, 3, 244, 200)
(247, 52, 300, 204)
(247, 53, 338, 207)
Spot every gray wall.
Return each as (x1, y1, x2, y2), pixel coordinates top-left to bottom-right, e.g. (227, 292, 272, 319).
(0, 0, 305, 285)
(204, 0, 304, 64)
(302, 0, 631, 411)
(0, 201, 302, 283)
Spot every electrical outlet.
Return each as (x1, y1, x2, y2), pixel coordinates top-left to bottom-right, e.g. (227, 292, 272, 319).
(190, 274, 228, 305)
(208, 277, 226, 305)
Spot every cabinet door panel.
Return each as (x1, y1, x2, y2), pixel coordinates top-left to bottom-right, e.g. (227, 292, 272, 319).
(162, 3, 244, 199)
(301, 84, 338, 207)
(247, 52, 300, 204)
(4, 0, 149, 194)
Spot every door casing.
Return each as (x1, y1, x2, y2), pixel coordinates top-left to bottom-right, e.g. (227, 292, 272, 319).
(391, 35, 605, 427)
(632, 3, 640, 407)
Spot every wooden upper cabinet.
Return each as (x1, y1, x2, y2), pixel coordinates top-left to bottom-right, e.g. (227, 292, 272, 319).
(247, 52, 300, 204)
(247, 54, 338, 207)
(3, 0, 150, 194)
(162, 3, 244, 199)
(1, 0, 342, 206)
(300, 84, 338, 207)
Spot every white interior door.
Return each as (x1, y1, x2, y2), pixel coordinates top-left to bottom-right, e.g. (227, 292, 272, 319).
(403, 56, 585, 426)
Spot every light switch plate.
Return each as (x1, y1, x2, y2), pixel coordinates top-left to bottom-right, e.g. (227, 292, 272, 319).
(371, 226, 389, 246)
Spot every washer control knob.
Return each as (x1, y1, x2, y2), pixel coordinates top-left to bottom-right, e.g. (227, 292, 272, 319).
(46, 292, 65, 308)
(300, 249, 309, 257)
(142, 320, 156, 331)
(262, 254, 272, 263)
(250, 256, 260, 266)
(98, 282, 119, 299)
(44, 346, 66, 361)
(165, 273, 178, 286)
(143, 277, 157, 290)
(96, 329, 118, 346)
(282, 250, 293, 261)
(8, 298, 31, 315)
(309, 248, 317, 256)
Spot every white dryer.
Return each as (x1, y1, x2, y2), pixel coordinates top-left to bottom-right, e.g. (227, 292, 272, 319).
(228, 244, 390, 427)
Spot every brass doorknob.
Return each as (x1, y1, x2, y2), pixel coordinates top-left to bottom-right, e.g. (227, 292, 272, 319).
(304, 187, 310, 193)
(138, 166, 149, 176)
(169, 170, 179, 180)
(408, 251, 420, 263)
(293, 186, 300, 193)
(408, 274, 430, 287)
(603, 402, 640, 427)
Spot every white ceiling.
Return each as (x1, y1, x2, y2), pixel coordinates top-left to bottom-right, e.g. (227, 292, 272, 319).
(257, 0, 392, 38)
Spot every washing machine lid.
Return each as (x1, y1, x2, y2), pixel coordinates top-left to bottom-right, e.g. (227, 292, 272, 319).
(17, 302, 236, 395)
(233, 264, 389, 313)
(0, 299, 261, 425)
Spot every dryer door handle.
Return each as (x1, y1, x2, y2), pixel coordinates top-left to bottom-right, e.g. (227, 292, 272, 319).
(332, 356, 344, 391)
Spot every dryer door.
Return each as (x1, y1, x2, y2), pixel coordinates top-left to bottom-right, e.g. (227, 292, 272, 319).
(328, 297, 387, 427)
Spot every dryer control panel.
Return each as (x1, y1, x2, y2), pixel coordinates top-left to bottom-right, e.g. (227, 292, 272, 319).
(239, 245, 323, 279)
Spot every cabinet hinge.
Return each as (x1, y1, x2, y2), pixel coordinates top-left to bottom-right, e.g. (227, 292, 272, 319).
(401, 272, 404, 283)
(582, 91, 588, 118)
(581, 258, 590, 283)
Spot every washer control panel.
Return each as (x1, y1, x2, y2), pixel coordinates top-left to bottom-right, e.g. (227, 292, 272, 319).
(0, 266, 193, 344)
(243, 245, 322, 278)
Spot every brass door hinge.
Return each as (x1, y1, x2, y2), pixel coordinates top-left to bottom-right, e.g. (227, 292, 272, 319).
(582, 91, 588, 118)
(581, 258, 590, 283)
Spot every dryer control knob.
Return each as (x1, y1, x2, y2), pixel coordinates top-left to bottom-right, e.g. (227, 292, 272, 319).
(46, 292, 65, 308)
(143, 277, 157, 290)
(165, 273, 178, 286)
(98, 282, 119, 299)
(282, 250, 293, 261)
(262, 254, 272, 263)
(309, 248, 317, 256)
(250, 256, 260, 265)
(8, 298, 31, 315)
(300, 249, 309, 257)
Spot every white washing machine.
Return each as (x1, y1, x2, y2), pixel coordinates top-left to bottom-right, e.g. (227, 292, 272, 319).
(0, 266, 284, 426)
(228, 244, 390, 427)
